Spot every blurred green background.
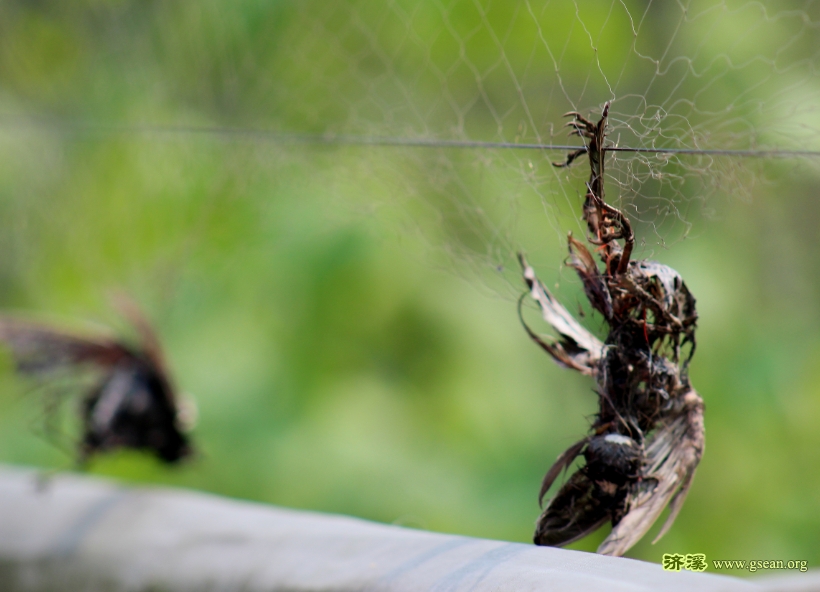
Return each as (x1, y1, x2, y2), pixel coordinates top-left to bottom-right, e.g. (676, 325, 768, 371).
(0, 0, 819, 575)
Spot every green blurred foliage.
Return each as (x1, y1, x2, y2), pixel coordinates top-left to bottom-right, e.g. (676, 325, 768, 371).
(0, 0, 819, 576)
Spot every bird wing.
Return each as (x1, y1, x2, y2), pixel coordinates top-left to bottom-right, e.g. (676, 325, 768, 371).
(518, 254, 604, 376)
(597, 389, 704, 556)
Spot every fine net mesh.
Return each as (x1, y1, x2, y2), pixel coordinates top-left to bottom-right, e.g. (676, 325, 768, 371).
(3, 0, 820, 298)
(270, 0, 820, 294)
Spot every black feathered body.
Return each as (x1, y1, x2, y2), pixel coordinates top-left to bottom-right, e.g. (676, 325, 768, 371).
(521, 105, 704, 556)
(0, 308, 191, 465)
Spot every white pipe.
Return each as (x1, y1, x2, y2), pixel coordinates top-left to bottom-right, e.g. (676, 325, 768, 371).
(0, 465, 783, 591)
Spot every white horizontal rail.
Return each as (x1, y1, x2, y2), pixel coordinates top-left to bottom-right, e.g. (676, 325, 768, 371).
(0, 465, 804, 591)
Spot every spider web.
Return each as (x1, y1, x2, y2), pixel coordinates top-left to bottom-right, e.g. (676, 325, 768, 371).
(2, 0, 820, 298)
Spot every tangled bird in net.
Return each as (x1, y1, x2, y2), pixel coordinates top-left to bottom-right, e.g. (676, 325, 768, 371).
(0, 297, 194, 465)
(519, 103, 704, 556)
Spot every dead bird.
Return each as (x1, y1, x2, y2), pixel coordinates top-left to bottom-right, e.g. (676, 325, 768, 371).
(0, 298, 194, 465)
(519, 103, 704, 556)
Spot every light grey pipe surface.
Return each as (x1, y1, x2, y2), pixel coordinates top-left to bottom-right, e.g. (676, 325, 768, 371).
(0, 465, 811, 592)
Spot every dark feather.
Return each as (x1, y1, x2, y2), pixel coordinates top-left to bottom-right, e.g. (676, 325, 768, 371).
(539, 437, 589, 506)
(534, 471, 611, 547)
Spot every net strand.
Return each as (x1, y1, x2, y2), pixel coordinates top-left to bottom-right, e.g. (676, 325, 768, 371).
(3, 118, 820, 158)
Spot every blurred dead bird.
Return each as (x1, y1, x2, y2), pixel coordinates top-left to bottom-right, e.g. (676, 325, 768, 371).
(519, 103, 704, 556)
(0, 297, 194, 465)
